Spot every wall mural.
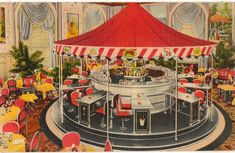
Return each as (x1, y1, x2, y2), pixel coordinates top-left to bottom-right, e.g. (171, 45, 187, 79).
(0, 7, 5, 43)
(67, 13, 79, 38)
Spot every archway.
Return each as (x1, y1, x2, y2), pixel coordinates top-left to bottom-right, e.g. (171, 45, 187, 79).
(14, 3, 57, 67)
(169, 2, 209, 40)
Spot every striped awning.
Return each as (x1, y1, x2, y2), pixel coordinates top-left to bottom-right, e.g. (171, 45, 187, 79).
(54, 44, 216, 59)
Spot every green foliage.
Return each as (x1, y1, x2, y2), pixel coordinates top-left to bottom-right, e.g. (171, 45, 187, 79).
(9, 42, 45, 77)
(48, 60, 80, 83)
(210, 4, 218, 16)
(154, 58, 176, 70)
(213, 41, 235, 69)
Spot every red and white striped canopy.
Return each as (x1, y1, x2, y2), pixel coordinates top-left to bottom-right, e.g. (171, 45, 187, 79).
(54, 3, 216, 59)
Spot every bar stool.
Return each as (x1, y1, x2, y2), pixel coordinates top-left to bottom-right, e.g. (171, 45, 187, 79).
(95, 102, 107, 128)
(115, 101, 130, 130)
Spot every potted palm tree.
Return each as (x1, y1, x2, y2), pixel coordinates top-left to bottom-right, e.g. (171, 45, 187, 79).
(9, 42, 45, 78)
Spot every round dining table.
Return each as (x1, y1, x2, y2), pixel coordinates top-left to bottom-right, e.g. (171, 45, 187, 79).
(19, 93, 38, 103)
(36, 83, 55, 99)
(0, 134, 26, 152)
(0, 105, 20, 128)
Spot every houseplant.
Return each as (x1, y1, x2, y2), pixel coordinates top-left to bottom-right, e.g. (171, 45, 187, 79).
(9, 41, 45, 77)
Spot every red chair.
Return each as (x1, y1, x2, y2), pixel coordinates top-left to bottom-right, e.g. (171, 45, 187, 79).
(194, 90, 205, 105)
(17, 109, 28, 136)
(72, 67, 80, 74)
(86, 87, 93, 95)
(23, 76, 35, 88)
(217, 68, 230, 83)
(104, 139, 113, 152)
(29, 131, 40, 152)
(2, 121, 20, 134)
(62, 132, 80, 148)
(14, 98, 26, 110)
(179, 79, 188, 84)
(79, 79, 89, 85)
(70, 91, 80, 108)
(45, 78, 53, 84)
(82, 71, 89, 77)
(63, 79, 73, 85)
(40, 73, 47, 80)
(7, 79, 17, 93)
(193, 79, 202, 84)
(0, 88, 9, 106)
(95, 102, 107, 127)
(178, 87, 187, 93)
(118, 95, 132, 109)
(116, 100, 130, 130)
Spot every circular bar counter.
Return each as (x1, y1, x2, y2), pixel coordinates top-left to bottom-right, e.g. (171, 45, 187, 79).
(91, 74, 175, 114)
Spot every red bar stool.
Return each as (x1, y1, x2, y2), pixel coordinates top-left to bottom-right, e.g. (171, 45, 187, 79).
(194, 90, 205, 110)
(95, 102, 107, 128)
(118, 95, 132, 110)
(178, 87, 187, 93)
(63, 79, 73, 85)
(115, 101, 130, 131)
(193, 79, 202, 84)
(179, 78, 188, 84)
(85, 87, 93, 95)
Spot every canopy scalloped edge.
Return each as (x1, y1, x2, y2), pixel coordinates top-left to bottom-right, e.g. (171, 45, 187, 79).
(53, 44, 216, 59)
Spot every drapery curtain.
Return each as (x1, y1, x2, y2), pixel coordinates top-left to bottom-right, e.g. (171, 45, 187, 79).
(18, 3, 55, 66)
(84, 6, 105, 33)
(172, 3, 205, 39)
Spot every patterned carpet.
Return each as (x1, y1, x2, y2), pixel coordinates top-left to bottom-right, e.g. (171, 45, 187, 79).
(26, 100, 60, 152)
(25, 88, 235, 151)
(213, 89, 235, 151)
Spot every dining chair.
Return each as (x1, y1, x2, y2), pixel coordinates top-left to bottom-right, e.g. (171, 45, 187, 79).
(72, 67, 80, 75)
(0, 88, 9, 106)
(62, 132, 80, 148)
(2, 121, 20, 134)
(17, 108, 28, 136)
(14, 98, 26, 110)
(7, 79, 17, 94)
(45, 78, 53, 84)
(28, 131, 40, 152)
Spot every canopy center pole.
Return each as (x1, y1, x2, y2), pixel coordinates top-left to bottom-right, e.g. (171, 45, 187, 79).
(106, 59, 110, 139)
(210, 55, 214, 122)
(175, 58, 178, 141)
(60, 54, 64, 123)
